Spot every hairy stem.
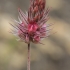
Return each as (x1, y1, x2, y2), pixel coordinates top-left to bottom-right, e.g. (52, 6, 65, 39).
(27, 43, 30, 70)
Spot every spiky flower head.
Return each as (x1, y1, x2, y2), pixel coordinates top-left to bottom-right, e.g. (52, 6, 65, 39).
(10, 0, 51, 44)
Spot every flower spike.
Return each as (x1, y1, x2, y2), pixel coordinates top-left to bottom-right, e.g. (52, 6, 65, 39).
(10, 0, 51, 44)
(10, 0, 52, 70)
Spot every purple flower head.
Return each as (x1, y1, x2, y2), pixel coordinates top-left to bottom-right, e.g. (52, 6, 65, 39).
(11, 0, 51, 44)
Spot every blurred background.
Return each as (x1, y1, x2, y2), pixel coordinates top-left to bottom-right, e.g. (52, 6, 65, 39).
(0, 0, 70, 70)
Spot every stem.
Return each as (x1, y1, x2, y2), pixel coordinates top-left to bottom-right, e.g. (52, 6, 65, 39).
(27, 43, 30, 70)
